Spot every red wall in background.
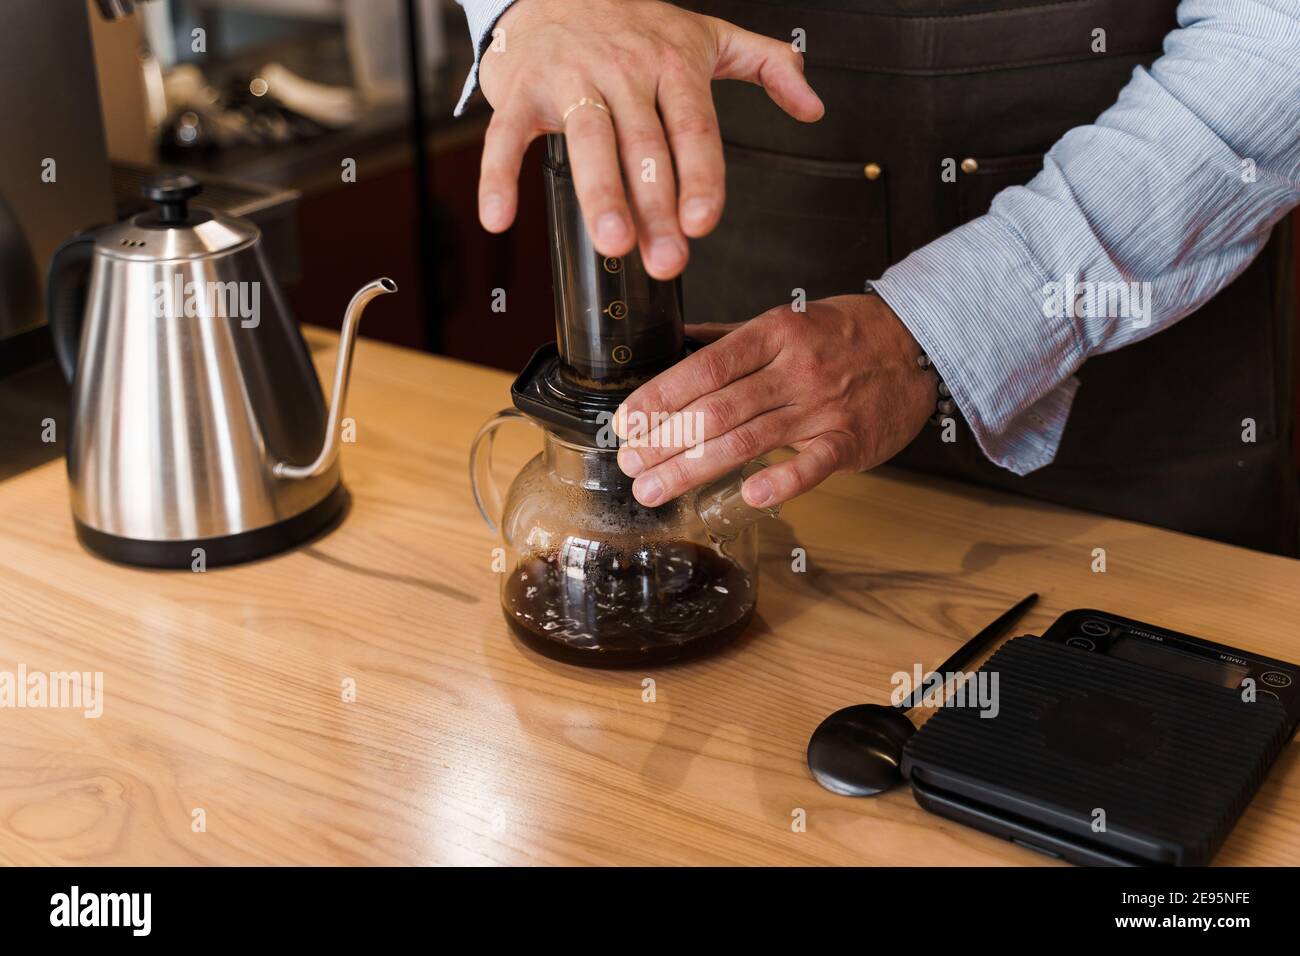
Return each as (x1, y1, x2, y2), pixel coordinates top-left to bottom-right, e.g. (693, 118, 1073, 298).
(286, 136, 552, 375)
(435, 138, 553, 372)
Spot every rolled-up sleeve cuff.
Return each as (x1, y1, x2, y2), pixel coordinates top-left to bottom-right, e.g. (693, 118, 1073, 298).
(870, 214, 1087, 475)
(453, 0, 517, 116)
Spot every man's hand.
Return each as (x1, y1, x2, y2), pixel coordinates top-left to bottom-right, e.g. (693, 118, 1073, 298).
(476, 0, 824, 279)
(612, 295, 937, 508)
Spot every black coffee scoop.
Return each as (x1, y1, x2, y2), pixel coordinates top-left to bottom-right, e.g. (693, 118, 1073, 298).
(807, 593, 1038, 797)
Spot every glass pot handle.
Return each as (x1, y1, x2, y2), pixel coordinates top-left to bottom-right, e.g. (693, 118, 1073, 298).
(695, 458, 782, 541)
(469, 408, 539, 535)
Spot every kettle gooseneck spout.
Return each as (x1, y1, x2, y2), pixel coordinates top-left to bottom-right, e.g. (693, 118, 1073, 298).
(273, 277, 397, 480)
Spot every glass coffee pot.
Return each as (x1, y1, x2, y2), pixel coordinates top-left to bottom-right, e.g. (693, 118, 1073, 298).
(469, 134, 777, 667)
(472, 411, 774, 666)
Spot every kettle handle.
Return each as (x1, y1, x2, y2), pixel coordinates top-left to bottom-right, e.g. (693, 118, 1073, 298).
(46, 232, 98, 382)
(469, 408, 539, 535)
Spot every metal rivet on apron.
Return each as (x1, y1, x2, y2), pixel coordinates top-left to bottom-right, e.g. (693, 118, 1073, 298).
(960, 157, 979, 174)
(863, 162, 882, 180)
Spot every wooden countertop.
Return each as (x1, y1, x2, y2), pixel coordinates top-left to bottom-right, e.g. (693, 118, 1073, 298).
(0, 328, 1297, 866)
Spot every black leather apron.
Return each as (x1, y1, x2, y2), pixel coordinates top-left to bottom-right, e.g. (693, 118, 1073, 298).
(678, 0, 1298, 555)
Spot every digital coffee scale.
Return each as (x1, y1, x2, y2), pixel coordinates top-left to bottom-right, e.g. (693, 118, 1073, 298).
(900, 609, 1299, 866)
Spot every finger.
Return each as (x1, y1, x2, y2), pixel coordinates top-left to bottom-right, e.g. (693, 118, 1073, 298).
(604, 83, 688, 279)
(614, 319, 780, 439)
(479, 109, 537, 232)
(562, 100, 635, 256)
(741, 433, 851, 508)
(618, 366, 782, 476)
(631, 407, 798, 507)
(685, 321, 742, 343)
(657, 72, 724, 238)
(711, 23, 825, 122)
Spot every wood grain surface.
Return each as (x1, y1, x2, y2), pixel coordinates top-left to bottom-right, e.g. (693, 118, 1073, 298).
(0, 328, 1296, 866)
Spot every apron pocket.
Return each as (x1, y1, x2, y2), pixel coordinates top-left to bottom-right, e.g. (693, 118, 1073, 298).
(954, 151, 1046, 225)
(956, 151, 1045, 226)
(683, 142, 890, 325)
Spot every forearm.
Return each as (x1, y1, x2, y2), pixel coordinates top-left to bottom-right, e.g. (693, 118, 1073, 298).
(873, 0, 1300, 474)
(452, 0, 519, 115)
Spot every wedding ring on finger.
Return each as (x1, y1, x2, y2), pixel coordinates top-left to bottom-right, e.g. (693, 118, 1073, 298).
(561, 96, 610, 125)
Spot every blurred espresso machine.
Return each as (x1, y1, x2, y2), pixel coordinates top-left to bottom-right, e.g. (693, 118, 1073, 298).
(0, 0, 117, 475)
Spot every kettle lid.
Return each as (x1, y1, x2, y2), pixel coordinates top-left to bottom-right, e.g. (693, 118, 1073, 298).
(96, 172, 260, 261)
(141, 172, 204, 225)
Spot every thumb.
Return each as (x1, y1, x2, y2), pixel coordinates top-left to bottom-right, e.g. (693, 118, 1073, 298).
(710, 21, 824, 122)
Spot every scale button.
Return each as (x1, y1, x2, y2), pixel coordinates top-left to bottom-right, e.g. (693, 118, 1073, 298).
(1079, 620, 1110, 637)
(1258, 690, 1280, 703)
(1261, 671, 1293, 688)
(1065, 637, 1096, 651)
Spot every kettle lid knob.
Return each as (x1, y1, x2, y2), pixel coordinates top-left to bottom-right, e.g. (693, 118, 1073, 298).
(143, 173, 203, 224)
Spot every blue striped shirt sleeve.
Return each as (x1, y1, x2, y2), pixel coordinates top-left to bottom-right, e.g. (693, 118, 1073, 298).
(872, 0, 1300, 475)
(453, 0, 518, 116)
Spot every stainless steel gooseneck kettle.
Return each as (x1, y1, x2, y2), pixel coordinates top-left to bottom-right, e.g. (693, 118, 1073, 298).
(46, 172, 396, 568)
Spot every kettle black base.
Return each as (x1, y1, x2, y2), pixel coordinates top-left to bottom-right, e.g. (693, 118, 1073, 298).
(72, 484, 349, 570)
